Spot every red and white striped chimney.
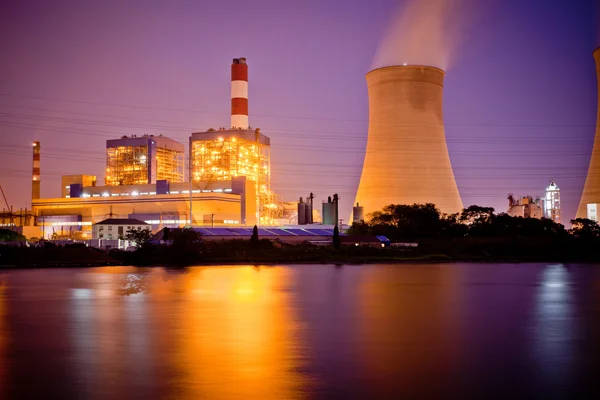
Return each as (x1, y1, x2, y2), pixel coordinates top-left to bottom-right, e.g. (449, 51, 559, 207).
(32, 141, 40, 200)
(231, 57, 248, 129)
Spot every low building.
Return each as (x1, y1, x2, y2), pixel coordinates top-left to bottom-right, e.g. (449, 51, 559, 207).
(92, 218, 150, 240)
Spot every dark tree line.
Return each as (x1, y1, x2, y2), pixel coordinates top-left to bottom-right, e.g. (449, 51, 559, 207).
(348, 203, 599, 243)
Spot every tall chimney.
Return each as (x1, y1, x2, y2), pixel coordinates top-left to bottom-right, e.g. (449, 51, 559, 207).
(354, 65, 463, 216)
(32, 141, 40, 200)
(231, 57, 248, 129)
(577, 48, 600, 218)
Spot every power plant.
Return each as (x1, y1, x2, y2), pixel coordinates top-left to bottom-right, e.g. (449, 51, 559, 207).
(354, 65, 463, 219)
(577, 47, 600, 219)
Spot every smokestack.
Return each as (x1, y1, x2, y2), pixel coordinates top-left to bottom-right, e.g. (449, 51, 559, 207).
(231, 57, 248, 129)
(32, 141, 40, 200)
(354, 65, 463, 216)
(577, 48, 600, 219)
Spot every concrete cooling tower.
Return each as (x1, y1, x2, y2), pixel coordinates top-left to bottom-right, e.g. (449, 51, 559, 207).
(354, 65, 463, 219)
(576, 47, 600, 219)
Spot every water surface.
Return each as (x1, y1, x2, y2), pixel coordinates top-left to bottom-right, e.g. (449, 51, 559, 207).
(1, 263, 599, 398)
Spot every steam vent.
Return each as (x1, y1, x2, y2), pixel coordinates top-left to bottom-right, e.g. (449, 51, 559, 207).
(354, 65, 463, 219)
(577, 48, 600, 219)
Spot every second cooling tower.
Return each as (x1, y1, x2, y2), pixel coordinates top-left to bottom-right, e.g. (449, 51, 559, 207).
(354, 65, 463, 218)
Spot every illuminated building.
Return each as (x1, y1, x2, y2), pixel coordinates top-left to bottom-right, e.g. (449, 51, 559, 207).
(188, 57, 280, 225)
(544, 181, 561, 223)
(105, 134, 184, 186)
(577, 48, 600, 218)
(190, 128, 275, 224)
(354, 65, 463, 219)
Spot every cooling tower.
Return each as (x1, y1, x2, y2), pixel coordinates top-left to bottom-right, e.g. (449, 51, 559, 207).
(576, 48, 600, 219)
(354, 65, 463, 218)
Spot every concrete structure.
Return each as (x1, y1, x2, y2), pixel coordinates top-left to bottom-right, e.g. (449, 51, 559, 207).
(322, 194, 339, 225)
(352, 203, 365, 223)
(507, 194, 544, 219)
(578, 48, 600, 218)
(32, 141, 40, 200)
(92, 218, 149, 240)
(32, 177, 257, 239)
(62, 175, 96, 198)
(105, 134, 184, 186)
(231, 57, 249, 129)
(544, 181, 561, 223)
(354, 65, 463, 219)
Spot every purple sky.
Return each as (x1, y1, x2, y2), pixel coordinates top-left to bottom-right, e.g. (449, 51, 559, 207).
(0, 0, 598, 223)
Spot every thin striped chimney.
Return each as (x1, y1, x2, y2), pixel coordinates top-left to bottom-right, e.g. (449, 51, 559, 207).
(231, 57, 248, 129)
(32, 141, 40, 200)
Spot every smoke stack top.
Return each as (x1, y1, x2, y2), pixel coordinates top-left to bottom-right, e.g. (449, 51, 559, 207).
(231, 57, 248, 129)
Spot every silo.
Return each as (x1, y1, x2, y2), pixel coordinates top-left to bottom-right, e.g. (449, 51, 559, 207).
(297, 197, 307, 225)
(353, 203, 365, 223)
(354, 65, 463, 218)
(577, 48, 600, 219)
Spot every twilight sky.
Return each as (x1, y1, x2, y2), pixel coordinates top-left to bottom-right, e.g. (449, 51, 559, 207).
(0, 0, 598, 223)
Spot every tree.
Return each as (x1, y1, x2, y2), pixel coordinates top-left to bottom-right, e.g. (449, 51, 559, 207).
(369, 203, 442, 240)
(569, 218, 600, 240)
(250, 225, 259, 246)
(125, 228, 152, 249)
(171, 228, 202, 251)
(332, 224, 341, 249)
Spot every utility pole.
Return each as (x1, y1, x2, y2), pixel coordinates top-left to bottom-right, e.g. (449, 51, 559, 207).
(255, 128, 260, 226)
(211, 213, 214, 228)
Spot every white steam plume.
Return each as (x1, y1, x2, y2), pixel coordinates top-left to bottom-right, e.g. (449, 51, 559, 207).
(372, 0, 476, 71)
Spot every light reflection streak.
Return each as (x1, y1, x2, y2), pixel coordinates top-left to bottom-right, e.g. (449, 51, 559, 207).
(174, 266, 309, 399)
(531, 264, 574, 385)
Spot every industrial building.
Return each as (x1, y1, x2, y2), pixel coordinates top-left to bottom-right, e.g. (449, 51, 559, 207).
(577, 48, 600, 218)
(21, 57, 292, 239)
(354, 65, 463, 220)
(105, 134, 184, 186)
(189, 58, 280, 225)
(32, 176, 256, 239)
(507, 194, 544, 219)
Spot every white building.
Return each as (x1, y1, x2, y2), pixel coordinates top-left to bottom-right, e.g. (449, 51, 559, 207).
(92, 218, 150, 240)
(544, 181, 561, 223)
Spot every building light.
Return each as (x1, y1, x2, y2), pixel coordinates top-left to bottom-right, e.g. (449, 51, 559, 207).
(102, 192, 109, 197)
(131, 191, 139, 196)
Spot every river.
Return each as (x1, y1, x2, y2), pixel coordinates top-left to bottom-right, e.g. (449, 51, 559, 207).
(0, 264, 599, 398)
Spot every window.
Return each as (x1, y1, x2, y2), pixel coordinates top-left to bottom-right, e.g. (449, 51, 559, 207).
(99, 227, 104, 231)
(108, 226, 113, 230)
(99, 234, 104, 239)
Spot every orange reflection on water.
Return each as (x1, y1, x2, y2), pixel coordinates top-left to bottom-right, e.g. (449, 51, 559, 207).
(173, 266, 309, 399)
(356, 265, 462, 395)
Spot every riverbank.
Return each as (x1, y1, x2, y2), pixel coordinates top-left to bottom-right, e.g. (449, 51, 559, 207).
(2, 239, 600, 267)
